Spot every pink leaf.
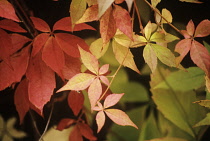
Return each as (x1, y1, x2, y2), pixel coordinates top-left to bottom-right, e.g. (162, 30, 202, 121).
(194, 20, 210, 37)
(69, 126, 83, 141)
(42, 36, 65, 78)
(99, 64, 109, 75)
(57, 73, 95, 92)
(32, 33, 49, 57)
(68, 91, 84, 116)
(100, 76, 110, 86)
(95, 111, 106, 133)
(0, 19, 26, 32)
(175, 39, 192, 65)
(190, 40, 210, 77)
(104, 93, 124, 109)
(78, 123, 97, 140)
(0, 0, 19, 22)
(14, 79, 30, 124)
(105, 109, 138, 128)
(186, 20, 195, 37)
(88, 78, 102, 109)
(79, 47, 99, 74)
(55, 33, 89, 58)
(26, 53, 55, 115)
(30, 17, 51, 32)
(113, 4, 133, 40)
(56, 118, 76, 131)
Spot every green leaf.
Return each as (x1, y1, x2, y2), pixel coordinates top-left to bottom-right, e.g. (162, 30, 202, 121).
(112, 40, 140, 73)
(194, 113, 210, 127)
(154, 67, 205, 91)
(203, 41, 210, 53)
(165, 33, 179, 42)
(143, 44, 157, 72)
(70, 0, 86, 27)
(90, 38, 109, 59)
(144, 21, 152, 40)
(98, 0, 114, 18)
(194, 100, 210, 109)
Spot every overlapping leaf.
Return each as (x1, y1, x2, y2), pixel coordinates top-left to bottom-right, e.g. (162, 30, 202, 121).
(0, 19, 26, 32)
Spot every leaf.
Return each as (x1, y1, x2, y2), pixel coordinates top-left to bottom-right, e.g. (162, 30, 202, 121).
(86, 0, 97, 6)
(69, 126, 83, 141)
(164, 33, 179, 43)
(149, 137, 188, 141)
(154, 67, 205, 91)
(78, 123, 97, 140)
(26, 53, 55, 115)
(161, 8, 172, 24)
(104, 93, 124, 109)
(144, 21, 152, 40)
(0, 47, 29, 91)
(194, 113, 210, 127)
(77, 5, 99, 24)
(112, 40, 140, 73)
(14, 79, 30, 124)
(95, 111, 106, 133)
(175, 39, 192, 65)
(194, 19, 210, 37)
(150, 32, 165, 43)
(151, 43, 176, 67)
(55, 33, 89, 58)
(100, 6, 117, 44)
(186, 20, 195, 37)
(56, 118, 76, 131)
(151, 0, 161, 7)
(125, 0, 134, 12)
(57, 73, 95, 92)
(30, 17, 51, 32)
(206, 75, 210, 93)
(190, 40, 210, 77)
(105, 109, 138, 129)
(88, 78, 102, 109)
(179, 0, 202, 3)
(0, 0, 19, 22)
(70, 0, 86, 28)
(99, 64, 109, 75)
(42, 36, 65, 78)
(68, 91, 84, 116)
(98, 0, 114, 18)
(143, 44, 158, 72)
(113, 4, 133, 40)
(100, 76, 110, 86)
(79, 47, 99, 74)
(194, 100, 210, 109)
(32, 33, 49, 57)
(0, 19, 26, 32)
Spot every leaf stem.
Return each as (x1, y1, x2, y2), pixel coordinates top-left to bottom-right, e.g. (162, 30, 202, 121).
(134, 0, 144, 35)
(143, 0, 183, 35)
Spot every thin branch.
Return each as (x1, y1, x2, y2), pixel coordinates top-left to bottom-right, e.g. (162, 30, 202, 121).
(134, 0, 144, 35)
(29, 110, 41, 137)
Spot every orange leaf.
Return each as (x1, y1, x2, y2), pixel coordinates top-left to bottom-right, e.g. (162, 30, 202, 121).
(68, 91, 84, 116)
(57, 73, 95, 92)
(186, 20, 195, 37)
(143, 44, 157, 72)
(95, 111, 106, 133)
(0, 0, 19, 22)
(42, 36, 65, 78)
(26, 53, 55, 115)
(69, 126, 83, 141)
(30, 17, 51, 32)
(190, 40, 210, 77)
(88, 78, 102, 109)
(78, 123, 97, 140)
(56, 118, 76, 131)
(100, 6, 117, 44)
(32, 33, 49, 57)
(0, 19, 26, 32)
(105, 109, 138, 128)
(113, 4, 133, 40)
(104, 93, 124, 109)
(194, 19, 210, 37)
(14, 79, 30, 124)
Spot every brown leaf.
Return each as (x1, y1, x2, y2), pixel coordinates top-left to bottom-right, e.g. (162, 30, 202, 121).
(69, 126, 83, 141)
(0, 19, 26, 32)
(56, 118, 76, 131)
(30, 17, 51, 32)
(68, 91, 84, 116)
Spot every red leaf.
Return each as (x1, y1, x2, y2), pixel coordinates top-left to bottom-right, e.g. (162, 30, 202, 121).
(14, 79, 30, 124)
(78, 123, 97, 140)
(175, 39, 192, 65)
(32, 33, 49, 57)
(30, 17, 51, 32)
(68, 91, 84, 116)
(11, 34, 31, 55)
(62, 54, 81, 80)
(100, 6, 117, 44)
(105, 109, 138, 128)
(0, 19, 26, 32)
(88, 78, 102, 109)
(104, 93, 124, 109)
(95, 111, 106, 133)
(0, 46, 29, 91)
(194, 20, 210, 37)
(53, 17, 95, 32)
(42, 36, 65, 78)
(190, 40, 210, 77)
(26, 53, 55, 115)
(55, 33, 89, 58)
(186, 20, 195, 37)
(69, 126, 83, 141)
(56, 118, 76, 131)
(99, 64, 109, 75)
(113, 4, 133, 40)
(0, 0, 19, 22)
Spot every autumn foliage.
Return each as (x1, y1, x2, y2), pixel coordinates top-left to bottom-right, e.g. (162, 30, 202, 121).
(0, 0, 210, 141)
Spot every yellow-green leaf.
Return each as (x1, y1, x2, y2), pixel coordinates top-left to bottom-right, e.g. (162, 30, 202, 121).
(143, 44, 157, 72)
(194, 113, 210, 127)
(162, 8, 172, 24)
(150, 32, 165, 43)
(90, 38, 109, 59)
(194, 100, 210, 109)
(151, 0, 161, 7)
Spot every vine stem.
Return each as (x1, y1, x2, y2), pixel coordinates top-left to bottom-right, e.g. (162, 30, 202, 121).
(133, 0, 144, 35)
(143, 0, 183, 35)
